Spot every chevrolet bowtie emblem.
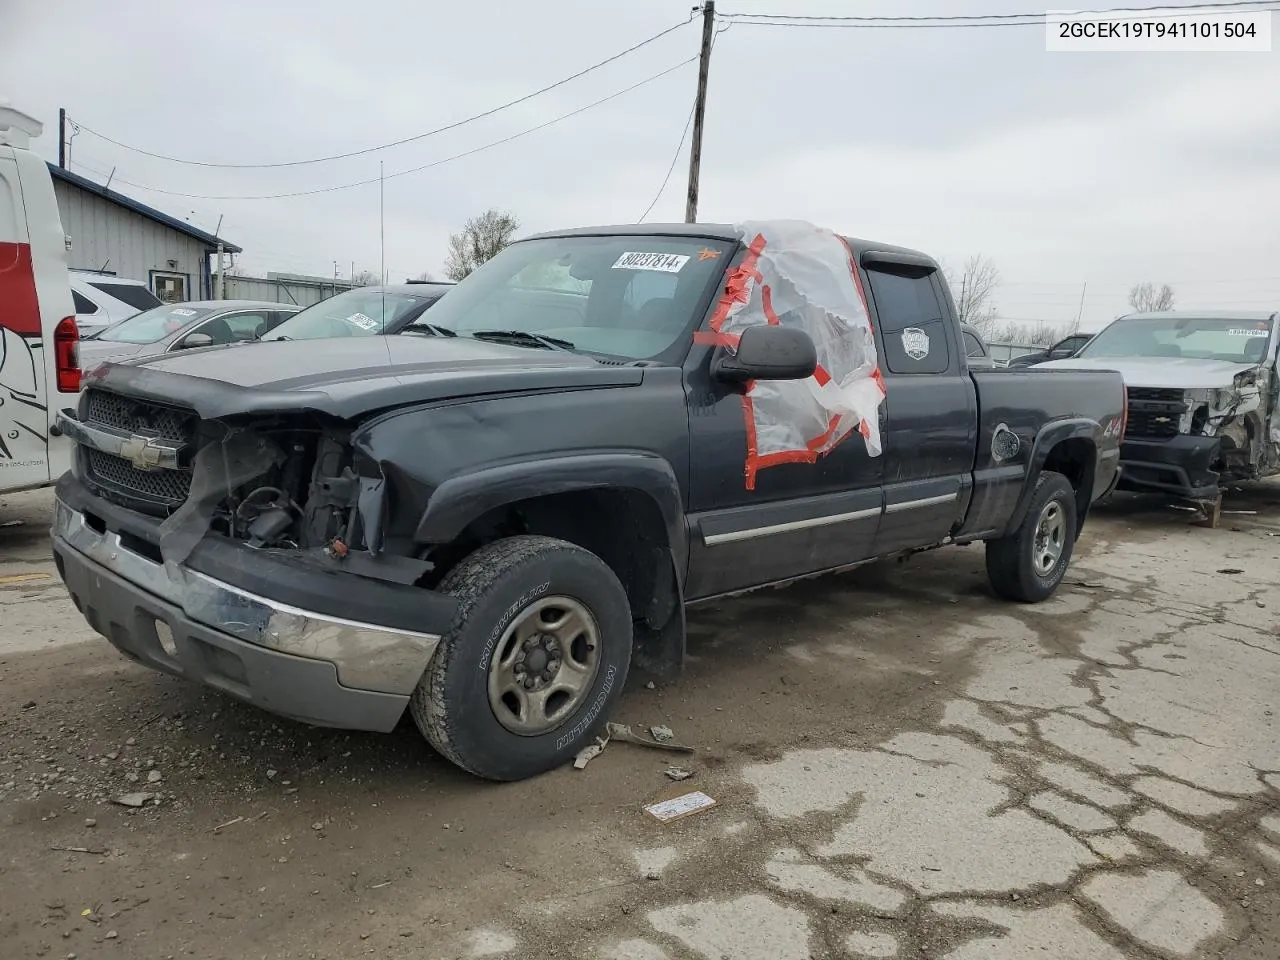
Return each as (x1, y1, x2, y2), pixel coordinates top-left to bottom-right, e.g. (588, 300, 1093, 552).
(118, 435, 168, 471)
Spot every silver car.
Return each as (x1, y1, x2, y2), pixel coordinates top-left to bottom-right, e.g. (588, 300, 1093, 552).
(79, 300, 301, 366)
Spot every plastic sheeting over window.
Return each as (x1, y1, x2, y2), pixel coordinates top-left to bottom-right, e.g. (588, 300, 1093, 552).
(705, 220, 886, 490)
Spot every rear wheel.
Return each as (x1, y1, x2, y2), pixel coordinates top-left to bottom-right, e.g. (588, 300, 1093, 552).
(985, 471, 1077, 603)
(410, 535, 632, 781)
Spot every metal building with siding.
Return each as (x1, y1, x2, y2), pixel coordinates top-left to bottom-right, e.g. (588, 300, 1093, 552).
(47, 164, 241, 301)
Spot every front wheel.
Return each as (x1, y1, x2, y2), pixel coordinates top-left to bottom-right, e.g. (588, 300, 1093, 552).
(409, 535, 632, 781)
(985, 471, 1078, 603)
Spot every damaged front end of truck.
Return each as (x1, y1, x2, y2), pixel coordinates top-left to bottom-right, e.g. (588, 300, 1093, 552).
(1181, 366, 1277, 483)
(1120, 364, 1279, 501)
(48, 362, 471, 731)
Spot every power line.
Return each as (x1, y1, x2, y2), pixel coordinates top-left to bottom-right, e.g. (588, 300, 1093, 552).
(70, 17, 696, 170)
(718, 0, 1278, 28)
(638, 16, 730, 223)
(638, 103, 695, 223)
(94, 57, 698, 202)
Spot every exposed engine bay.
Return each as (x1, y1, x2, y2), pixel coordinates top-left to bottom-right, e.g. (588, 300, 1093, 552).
(1177, 368, 1279, 481)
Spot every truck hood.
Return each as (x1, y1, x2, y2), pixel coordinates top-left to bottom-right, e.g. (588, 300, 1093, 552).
(1034, 355, 1260, 389)
(81, 335, 644, 421)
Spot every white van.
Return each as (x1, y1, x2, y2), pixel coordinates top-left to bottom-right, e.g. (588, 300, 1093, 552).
(70, 270, 161, 337)
(0, 102, 80, 495)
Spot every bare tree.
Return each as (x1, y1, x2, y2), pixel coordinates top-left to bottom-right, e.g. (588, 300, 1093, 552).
(443, 209, 520, 281)
(1128, 282, 1175, 313)
(351, 269, 380, 287)
(413, 270, 435, 282)
(946, 255, 1001, 337)
(983, 318, 1081, 348)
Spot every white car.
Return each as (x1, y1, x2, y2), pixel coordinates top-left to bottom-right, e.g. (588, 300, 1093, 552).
(69, 270, 162, 337)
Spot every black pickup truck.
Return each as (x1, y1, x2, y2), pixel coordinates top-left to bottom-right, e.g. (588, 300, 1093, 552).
(51, 221, 1124, 781)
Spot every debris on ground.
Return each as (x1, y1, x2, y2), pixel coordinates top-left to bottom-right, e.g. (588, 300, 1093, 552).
(1218, 568, 1245, 575)
(650, 725, 674, 743)
(606, 723, 694, 754)
(644, 791, 717, 823)
(664, 766, 693, 781)
(112, 793, 156, 808)
(572, 736, 609, 770)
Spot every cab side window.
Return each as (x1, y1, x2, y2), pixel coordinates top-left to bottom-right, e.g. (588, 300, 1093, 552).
(864, 264, 951, 375)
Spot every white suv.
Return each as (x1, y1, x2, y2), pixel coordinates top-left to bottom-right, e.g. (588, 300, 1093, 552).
(69, 270, 162, 337)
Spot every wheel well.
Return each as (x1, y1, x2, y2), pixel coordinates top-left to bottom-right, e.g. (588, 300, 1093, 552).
(1042, 437, 1096, 534)
(424, 487, 677, 626)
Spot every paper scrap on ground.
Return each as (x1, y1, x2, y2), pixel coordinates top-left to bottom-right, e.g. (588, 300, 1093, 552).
(645, 791, 716, 823)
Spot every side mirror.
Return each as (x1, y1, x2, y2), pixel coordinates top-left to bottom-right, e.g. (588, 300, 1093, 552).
(178, 332, 214, 350)
(711, 325, 817, 382)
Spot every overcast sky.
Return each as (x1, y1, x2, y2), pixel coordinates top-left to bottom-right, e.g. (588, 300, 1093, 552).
(4, 0, 1278, 333)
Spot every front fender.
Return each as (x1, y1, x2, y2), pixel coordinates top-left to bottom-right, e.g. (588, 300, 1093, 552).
(1004, 418, 1101, 537)
(413, 452, 688, 579)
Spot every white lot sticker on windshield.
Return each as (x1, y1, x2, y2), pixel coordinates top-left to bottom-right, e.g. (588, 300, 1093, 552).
(345, 312, 379, 331)
(611, 251, 690, 273)
(1228, 328, 1269, 337)
(170, 308, 197, 317)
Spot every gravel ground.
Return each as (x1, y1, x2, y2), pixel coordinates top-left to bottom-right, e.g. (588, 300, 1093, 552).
(2, 485, 1279, 960)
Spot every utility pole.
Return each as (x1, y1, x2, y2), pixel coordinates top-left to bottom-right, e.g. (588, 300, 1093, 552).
(1075, 281, 1088, 327)
(684, 1, 715, 223)
(58, 108, 66, 168)
(959, 273, 969, 320)
(214, 214, 225, 300)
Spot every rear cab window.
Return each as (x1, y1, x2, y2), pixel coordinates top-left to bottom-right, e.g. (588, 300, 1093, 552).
(863, 263, 953, 375)
(962, 330, 986, 358)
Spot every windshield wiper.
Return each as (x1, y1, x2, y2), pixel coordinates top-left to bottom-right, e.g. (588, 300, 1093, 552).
(469, 329, 575, 352)
(402, 322, 458, 338)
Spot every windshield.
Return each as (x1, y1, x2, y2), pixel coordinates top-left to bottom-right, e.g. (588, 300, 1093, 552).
(265, 288, 428, 340)
(416, 235, 734, 360)
(94, 304, 215, 344)
(1078, 315, 1275, 365)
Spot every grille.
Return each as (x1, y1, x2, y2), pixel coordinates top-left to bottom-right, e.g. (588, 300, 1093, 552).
(1126, 387, 1185, 404)
(84, 389, 194, 443)
(1124, 386, 1185, 440)
(86, 448, 193, 505)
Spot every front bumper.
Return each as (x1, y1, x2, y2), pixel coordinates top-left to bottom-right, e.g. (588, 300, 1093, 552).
(1117, 434, 1221, 501)
(50, 483, 453, 732)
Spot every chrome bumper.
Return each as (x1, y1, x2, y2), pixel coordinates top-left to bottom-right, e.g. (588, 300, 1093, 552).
(51, 499, 440, 695)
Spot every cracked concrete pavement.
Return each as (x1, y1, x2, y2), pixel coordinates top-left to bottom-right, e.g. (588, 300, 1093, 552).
(2, 486, 1279, 959)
